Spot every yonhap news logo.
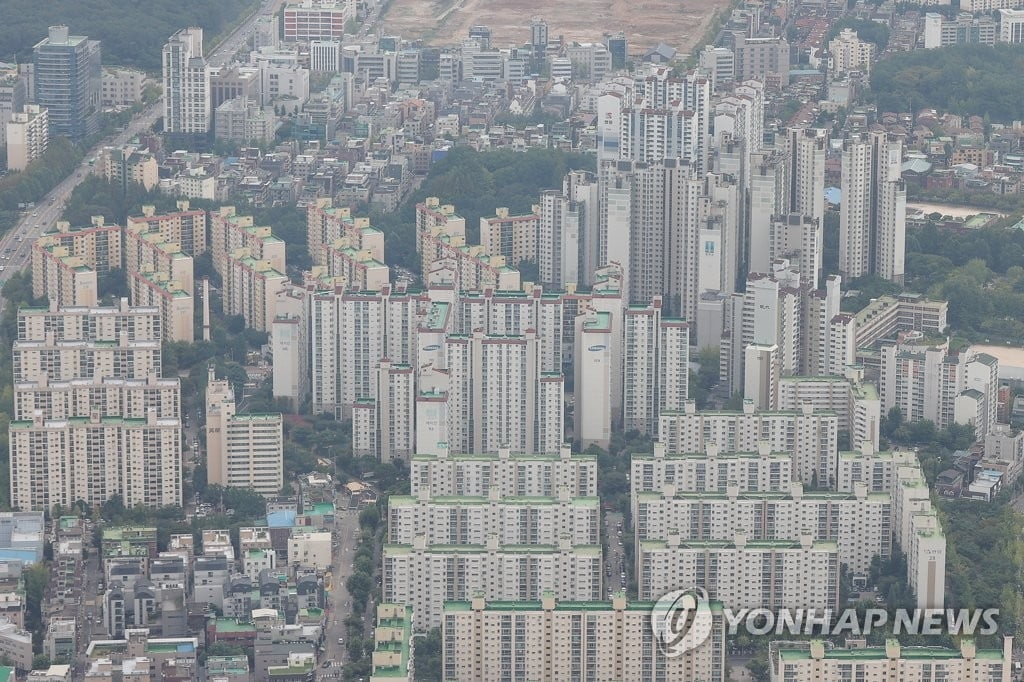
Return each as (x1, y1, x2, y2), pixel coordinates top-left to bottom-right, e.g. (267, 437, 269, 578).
(650, 588, 716, 657)
(649, 587, 1001, 657)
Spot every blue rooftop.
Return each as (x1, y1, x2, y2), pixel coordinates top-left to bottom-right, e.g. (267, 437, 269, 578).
(267, 510, 296, 528)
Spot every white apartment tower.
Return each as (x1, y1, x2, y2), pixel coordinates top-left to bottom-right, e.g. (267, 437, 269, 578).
(785, 127, 827, 223)
(538, 170, 599, 288)
(840, 131, 906, 284)
(622, 299, 689, 436)
(162, 28, 211, 134)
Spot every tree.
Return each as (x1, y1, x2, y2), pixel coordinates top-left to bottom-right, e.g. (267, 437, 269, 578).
(413, 628, 442, 681)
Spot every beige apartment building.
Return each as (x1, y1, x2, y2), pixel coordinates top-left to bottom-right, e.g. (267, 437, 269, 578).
(205, 369, 283, 496)
(442, 594, 727, 682)
(127, 203, 207, 257)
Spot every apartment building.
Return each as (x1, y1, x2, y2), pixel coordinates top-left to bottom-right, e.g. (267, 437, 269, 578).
(535, 171, 600, 288)
(309, 283, 419, 418)
(13, 374, 180, 422)
(443, 594, 727, 682)
(619, 300, 689, 437)
(15, 299, 160, 342)
(205, 369, 283, 496)
(633, 483, 890, 575)
(123, 217, 194, 295)
(6, 104, 48, 171)
(630, 441, 795, 498)
(13, 327, 161, 382)
(828, 28, 873, 74)
(387, 489, 600, 546)
(306, 199, 385, 266)
(409, 444, 598, 498)
(880, 341, 998, 433)
(1000, 8, 1024, 42)
(369, 604, 411, 681)
(224, 254, 286, 332)
(210, 206, 286, 279)
(839, 131, 906, 284)
(9, 303, 180, 511)
(323, 238, 389, 291)
(10, 410, 182, 510)
(479, 207, 540, 274)
(657, 400, 838, 488)
(127, 203, 207, 257)
(162, 27, 211, 134)
(382, 537, 603, 628)
(779, 373, 881, 450)
(30, 246, 97, 307)
(785, 127, 827, 224)
(638, 535, 839, 612)
(769, 638, 1013, 681)
(270, 285, 309, 413)
(836, 442, 917, 494)
(31, 217, 122, 301)
(129, 270, 194, 342)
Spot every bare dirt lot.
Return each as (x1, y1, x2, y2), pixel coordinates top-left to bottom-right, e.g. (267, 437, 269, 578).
(381, 0, 730, 54)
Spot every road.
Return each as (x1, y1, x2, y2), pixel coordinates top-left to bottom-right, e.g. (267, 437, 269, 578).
(320, 504, 361, 679)
(0, 0, 285, 306)
(605, 511, 627, 596)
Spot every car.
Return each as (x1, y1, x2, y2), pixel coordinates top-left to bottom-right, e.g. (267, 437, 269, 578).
(337, 637, 344, 644)
(31, 212, 37, 217)
(322, 660, 332, 668)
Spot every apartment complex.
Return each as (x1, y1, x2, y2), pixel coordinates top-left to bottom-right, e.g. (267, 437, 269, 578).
(443, 595, 727, 682)
(9, 303, 181, 511)
(33, 25, 101, 141)
(205, 369, 283, 496)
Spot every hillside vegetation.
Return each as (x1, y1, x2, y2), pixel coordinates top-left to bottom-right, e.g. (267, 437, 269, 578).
(871, 44, 1024, 122)
(0, 0, 259, 71)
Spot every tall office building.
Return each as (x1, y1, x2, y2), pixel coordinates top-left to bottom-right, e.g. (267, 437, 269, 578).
(32, 25, 101, 142)
(162, 28, 211, 135)
(530, 17, 549, 57)
(840, 131, 906, 284)
(205, 368, 283, 496)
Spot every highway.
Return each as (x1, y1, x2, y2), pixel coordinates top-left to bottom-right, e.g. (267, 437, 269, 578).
(0, 0, 286, 302)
